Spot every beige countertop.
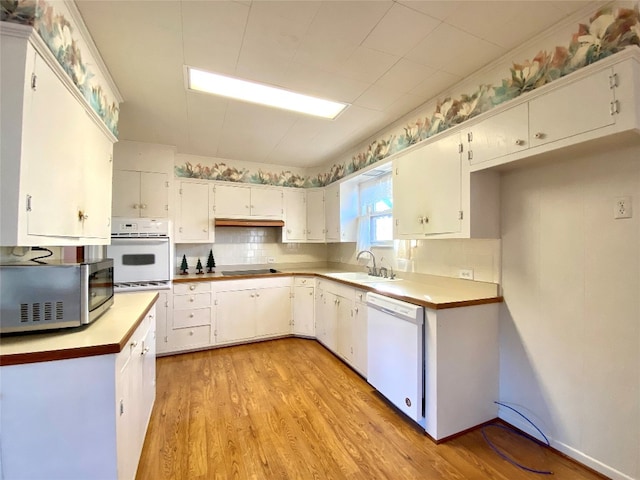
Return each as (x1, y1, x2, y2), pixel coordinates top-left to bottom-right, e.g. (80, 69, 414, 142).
(173, 267, 502, 310)
(0, 291, 158, 366)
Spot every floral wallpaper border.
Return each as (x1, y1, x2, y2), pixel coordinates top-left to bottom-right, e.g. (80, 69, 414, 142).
(175, 4, 640, 188)
(1, 0, 120, 137)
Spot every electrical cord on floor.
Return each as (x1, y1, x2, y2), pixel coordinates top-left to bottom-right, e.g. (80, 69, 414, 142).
(481, 401, 552, 475)
(29, 247, 53, 264)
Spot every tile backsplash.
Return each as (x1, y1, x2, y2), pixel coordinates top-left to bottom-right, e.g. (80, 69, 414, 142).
(328, 239, 501, 284)
(175, 227, 327, 273)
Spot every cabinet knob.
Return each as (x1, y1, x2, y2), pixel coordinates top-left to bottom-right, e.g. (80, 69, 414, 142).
(256, 293, 260, 297)
(141, 347, 150, 355)
(189, 313, 194, 318)
(130, 341, 138, 348)
(140, 204, 147, 209)
(189, 330, 194, 336)
(78, 210, 88, 221)
(203, 228, 207, 232)
(189, 296, 195, 302)
(424, 216, 429, 224)
(515, 139, 524, 146)
(250, 294, 255, 298)
(534, 132, 545, 139)
(133, 204, 139, 209)
(189, 285, 196, 291)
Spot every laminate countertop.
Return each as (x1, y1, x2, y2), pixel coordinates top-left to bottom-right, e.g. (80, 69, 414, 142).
(0, 291, 159, 366)
(173, 267, 502, 310)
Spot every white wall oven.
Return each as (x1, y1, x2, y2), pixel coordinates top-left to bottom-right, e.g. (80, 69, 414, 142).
(107, 218, 171, 291)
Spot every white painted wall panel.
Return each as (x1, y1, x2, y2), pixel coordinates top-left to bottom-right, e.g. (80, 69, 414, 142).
(499, 140, 640, 480)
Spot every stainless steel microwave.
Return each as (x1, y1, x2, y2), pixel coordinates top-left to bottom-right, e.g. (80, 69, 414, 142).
(0, 259, 114, 334)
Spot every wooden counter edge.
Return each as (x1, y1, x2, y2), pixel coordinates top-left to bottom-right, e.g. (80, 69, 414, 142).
(0, 292, 159, 367)
(173, 272, 503, 309)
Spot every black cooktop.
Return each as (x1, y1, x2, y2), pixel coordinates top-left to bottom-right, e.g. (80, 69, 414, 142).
(221, 269, 279, 276)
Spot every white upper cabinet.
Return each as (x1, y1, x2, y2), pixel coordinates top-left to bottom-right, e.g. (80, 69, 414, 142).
(214, 183, 283, 219)
(174, 181, 215, 243)
(528, 67, 615, 147)
(469, 48, 640, 172)
(393, 135, 462, 238)
(462, 103, 529, 166)
(112, 170, 168, 218)
(282, 188, 307, 242)
(0, 30, 116, 246)
(324, 182, 358, 243)
(306, 189, 326, 242)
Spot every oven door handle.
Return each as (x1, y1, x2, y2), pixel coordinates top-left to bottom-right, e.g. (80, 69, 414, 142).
(110, 237, 169, 245)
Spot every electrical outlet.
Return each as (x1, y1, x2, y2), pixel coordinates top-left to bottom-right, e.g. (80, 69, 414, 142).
(267, 257, 276, 263)
(614, 196, 632, 219)
(458, 268, 474, 280)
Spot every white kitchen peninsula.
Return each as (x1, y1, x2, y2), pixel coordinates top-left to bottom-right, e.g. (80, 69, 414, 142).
(0, 292, 158, 480)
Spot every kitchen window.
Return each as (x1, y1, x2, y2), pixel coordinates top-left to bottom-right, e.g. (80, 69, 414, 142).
(358, 172, 393, 249)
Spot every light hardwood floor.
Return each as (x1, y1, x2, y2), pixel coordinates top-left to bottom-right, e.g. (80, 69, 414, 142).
(137, 338, 606, 480)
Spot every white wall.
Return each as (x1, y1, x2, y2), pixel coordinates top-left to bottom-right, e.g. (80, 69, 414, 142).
(499, 140, 640, 480)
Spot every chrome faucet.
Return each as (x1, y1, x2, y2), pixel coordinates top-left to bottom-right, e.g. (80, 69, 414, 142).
(356, 250, 378, 276)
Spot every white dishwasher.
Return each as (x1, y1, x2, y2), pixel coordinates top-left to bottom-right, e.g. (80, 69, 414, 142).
(366, 292, 425, 426)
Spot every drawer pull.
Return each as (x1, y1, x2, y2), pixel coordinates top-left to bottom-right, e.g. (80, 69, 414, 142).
(189, 330, 194, 336)
(189, 285, 196, 291)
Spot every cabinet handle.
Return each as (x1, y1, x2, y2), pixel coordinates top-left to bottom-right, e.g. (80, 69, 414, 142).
(250, 294, 255, 298)
(78, 210, 88, 221)
(418, 216, 424, 224)
(133, 204, 139, 209)
(189, 330, 194, 336)
(130, 341, 138, 348)
(424, 216, 429, 224)
(141, 347, 150, 355)
(190, 296, 195, 302)
(287, 229, 291, 233)
(202, 228, 207, 232)
(534, 132, 545, 139)
(141, 204, 147, 209)
(256, 293, 260, 297)
(467, 132, 473, 142)
(354, 307, 359, 314)
(467, 150, 473, 161)
(189, 313, 194, 318)
(515, 139, 524, 146)
(189, 285, 196, 291)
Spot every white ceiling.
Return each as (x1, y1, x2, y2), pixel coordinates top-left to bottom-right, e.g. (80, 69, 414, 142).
(75, 0, 597, 168)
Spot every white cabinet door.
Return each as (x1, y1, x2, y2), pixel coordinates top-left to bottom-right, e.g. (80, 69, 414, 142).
(155, 290, 172, 355)
(464, 102, 529, 166)
(283, 188, 306, 242)
(25, 48, 84, 238)
(140, 172, 168, 218)
(529, 67, 615, 147)
(336, 294, 353, 363)
(352, 300, 368, 376)
(255, 285, 291, 337)
(306, 189, 325, 241)
(292, 285, 315, 336)
(251, 188, 283, 219)
(175, 181, 214, 243)
(140, 311, 156, 437)
(216, 289, 256, 343)
(113, 171, 168, 218)
(214, 183, 251, 218)
(324, 184, 340, 242)
(81, 115, 113, 238)
(112, 170, 141, 217)
(393, 136, 462, 238)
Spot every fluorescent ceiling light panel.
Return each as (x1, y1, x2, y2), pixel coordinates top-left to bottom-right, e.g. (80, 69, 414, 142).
(188, 67, 348, 119)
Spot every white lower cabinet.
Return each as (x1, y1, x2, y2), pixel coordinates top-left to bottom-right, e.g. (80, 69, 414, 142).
(115, 306, 157, 480)
(291, 277, 315, 336)
(315, 280, 368, 375)
(215, 278, 292, 346)
(424, 303, 499, 441)
(165, 282, 213, 354)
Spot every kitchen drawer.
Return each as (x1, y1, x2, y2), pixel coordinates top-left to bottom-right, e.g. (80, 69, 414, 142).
(354, 289, 366, 303)
(173, 307, 211, 329)
(294, 276, 314, 287)
(322, 280, 355, 300)
(173, 282, 212, 295)
(170, 325, 211, 350)
(173, 292, 212, 309)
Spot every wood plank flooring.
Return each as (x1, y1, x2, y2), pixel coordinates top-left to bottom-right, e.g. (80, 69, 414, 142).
(137, 338, 606, 480)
